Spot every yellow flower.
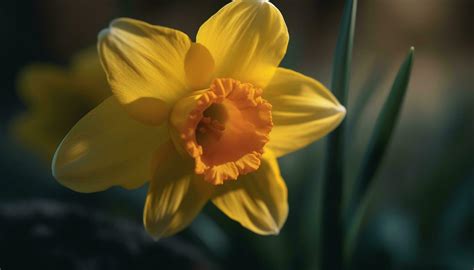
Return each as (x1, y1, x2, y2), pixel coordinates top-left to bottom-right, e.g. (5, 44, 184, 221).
(53, 0, 346, 238)
(11, 48, 109, 160)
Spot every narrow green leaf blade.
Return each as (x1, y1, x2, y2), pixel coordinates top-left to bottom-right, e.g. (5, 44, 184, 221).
(353, 47, 415, 210)
(344, 47, 415, 265)
(319, 0, 357, 270)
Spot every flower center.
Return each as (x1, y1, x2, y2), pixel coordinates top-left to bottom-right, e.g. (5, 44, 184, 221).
(175, 78, 273, 185)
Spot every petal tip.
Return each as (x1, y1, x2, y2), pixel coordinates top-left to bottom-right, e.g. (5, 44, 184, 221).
(270, 226, 281, 235)
(148, 230, 163, 241)
(331, 104, 347, 128)
(144, 225, 163, 241)
(97, 28, 110, 42)
(337, 104, 347, 116)
(258, 222, 282, 235)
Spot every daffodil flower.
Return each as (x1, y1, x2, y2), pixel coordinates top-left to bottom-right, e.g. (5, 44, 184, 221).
(53, 0, 346, 238)
(11, 48, 109, 160)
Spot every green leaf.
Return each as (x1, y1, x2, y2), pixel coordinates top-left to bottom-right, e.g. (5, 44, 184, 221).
(318, 0, 357, 269)
(352, 47, 414, 213)
(344, 47, 415, 263)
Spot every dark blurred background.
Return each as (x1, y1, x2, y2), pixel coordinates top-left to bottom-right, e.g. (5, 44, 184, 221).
(0, 0, 472, 269)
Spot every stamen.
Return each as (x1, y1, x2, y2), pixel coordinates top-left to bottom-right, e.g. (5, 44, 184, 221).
(197, 117, 225, 140)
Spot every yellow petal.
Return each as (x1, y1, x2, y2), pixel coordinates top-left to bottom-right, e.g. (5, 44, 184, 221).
(98, 18, 192, 125)
(212, 151, 288, 235)
(196, 0, 288, 88)
(184, 43, 215, 90)
(53, 97, 168, 193)
(264, 68, 346, 157)
(144, 142, 212, 239)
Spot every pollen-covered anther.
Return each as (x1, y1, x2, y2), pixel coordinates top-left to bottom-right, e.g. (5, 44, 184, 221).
(179, 78, 273, 185)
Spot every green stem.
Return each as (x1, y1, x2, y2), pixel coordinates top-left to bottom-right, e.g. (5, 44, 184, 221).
(320, 0, 357, 270)
(321, 129, 345, 270)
